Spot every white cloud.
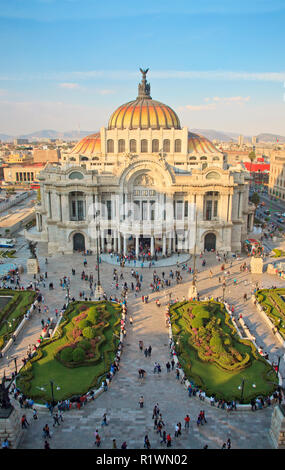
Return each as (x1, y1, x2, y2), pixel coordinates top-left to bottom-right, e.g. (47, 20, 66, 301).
(212, 96, 250, 102)
(184, 103, 216, 111)
(97, 89, 116, 95)
(58, 82, 80, 89)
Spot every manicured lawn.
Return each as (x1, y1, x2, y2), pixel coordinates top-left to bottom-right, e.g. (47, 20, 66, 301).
(17, 300, 121, 403)
(255, 288, 285, 338)
(171, 301, 278, 402)
(0, 289, 37, 349)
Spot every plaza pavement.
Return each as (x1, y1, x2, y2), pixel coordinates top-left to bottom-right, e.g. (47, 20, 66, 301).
(2, 240, 285, 449)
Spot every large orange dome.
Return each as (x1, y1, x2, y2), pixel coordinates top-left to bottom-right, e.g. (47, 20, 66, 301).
(108, 69, 181, 130)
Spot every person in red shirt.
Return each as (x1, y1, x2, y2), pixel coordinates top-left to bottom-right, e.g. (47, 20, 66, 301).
(166, 433, 171, 447)
(184, 414, 190, 429)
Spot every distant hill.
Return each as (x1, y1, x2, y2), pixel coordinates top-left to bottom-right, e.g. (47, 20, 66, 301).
(191, 129, 241, 142)
(0, 129, 93, 142)
(256, 133, 285, 143)
(1, 128, 285, 144)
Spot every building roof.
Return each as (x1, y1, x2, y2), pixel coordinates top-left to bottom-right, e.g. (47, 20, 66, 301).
(188, 132, 220, 154)
(71, 132, 101, 157)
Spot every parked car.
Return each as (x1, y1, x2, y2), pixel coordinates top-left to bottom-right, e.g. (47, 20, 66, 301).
(277, 218, 285, 223)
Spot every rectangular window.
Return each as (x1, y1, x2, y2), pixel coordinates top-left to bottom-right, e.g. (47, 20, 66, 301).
(184, 201, 188, 218)
(71, 200, 76, 219)
(142, 201, 148, 220)
(176, 200, 183, 220)
(213, 200, 218, 217)
(206, 200, 212, 220)
(107, 200, 112, 220)
(77, 200, 84, 220)
(150, 200, 155, 221)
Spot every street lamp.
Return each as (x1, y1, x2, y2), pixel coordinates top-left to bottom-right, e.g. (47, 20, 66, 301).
(238, 379, 256, 403)
(37, 380, 61, 406)
(222, 284, 226, 302)
(94, 210, 104, 300)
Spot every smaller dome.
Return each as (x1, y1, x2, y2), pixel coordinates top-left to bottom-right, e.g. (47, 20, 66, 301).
(188, 132, 220, 155)
(71, 132, 101, 157)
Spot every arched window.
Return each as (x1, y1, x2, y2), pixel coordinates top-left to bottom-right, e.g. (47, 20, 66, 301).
(141, 139, 148, 153)
(163, 139, 170, 152)
(189, 156, 196, 161)
(152, 139, 159, 152)
(130, 139, 136, 152)
(174, 139, 181, 153)
(118, 139, 125, 153)
(107, 139, 114, 153)
(200, 156, 207, 160)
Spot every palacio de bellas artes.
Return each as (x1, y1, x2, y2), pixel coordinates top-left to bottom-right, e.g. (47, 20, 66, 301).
(33, 69, 255, 257)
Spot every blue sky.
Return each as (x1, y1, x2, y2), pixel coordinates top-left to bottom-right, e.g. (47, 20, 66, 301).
(0, 0, 284, 135)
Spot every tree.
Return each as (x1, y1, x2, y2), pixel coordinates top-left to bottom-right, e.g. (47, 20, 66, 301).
(250, 192, 260, 207)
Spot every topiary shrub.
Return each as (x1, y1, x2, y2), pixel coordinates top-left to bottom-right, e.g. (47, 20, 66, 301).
(210, 334, 223, 353)
(82, 326, 96, 339)
(79, 339, 92, 351)
(191, 316, 203, 329)
(72, 347, 86, 362)
(61, 347, 74, 362)
(78, 319, 91, 330)
(87, 307, 98, 324)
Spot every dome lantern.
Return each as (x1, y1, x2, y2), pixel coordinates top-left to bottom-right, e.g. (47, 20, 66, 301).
(108, 68, 181, 130)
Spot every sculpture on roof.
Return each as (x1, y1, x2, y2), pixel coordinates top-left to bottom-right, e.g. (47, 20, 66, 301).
(138, 68, 151, 98)
(28, 241, 37, 259)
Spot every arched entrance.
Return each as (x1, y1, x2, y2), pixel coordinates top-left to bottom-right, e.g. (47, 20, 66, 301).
(73, 232, 85, 251)
(204, 232, 216, 251)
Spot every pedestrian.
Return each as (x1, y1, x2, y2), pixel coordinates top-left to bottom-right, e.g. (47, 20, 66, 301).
(166, 361, 171, 372)
(166, 433, 172, 447)
(176, 368, 180, 380)
(33, 408, 38, 420)
(121, 441, 127, 449)
(227, 438, 231, 449)
(101, 413, 108, 426)
(144, 435, 151, 449)
(43, 424, 51, 439)
(53, 412, 60, 427)
(44, 440, 50, 449)
(129, 316, 133, 326)
(21, 414, 29, 429)
(160, 430, 167, 444)
(139, 396, 144, 408)
(184, 414, 190, 429)
(148, 345, 152, 357)
(112, 439, 117, 449)
(171, 359, 175, 370)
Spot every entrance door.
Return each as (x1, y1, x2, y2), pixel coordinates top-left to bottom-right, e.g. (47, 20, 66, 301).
(204, 233, 216, 251)
(73, 232, 85, 251)
(139, 237, 151, 253)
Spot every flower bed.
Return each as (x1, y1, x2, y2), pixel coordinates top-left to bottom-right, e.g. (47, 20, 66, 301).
(170, 300, 278, 402)
(17, 300, 122, 403)
(0, 289, 37, 350)
(255, 288, 285, 339)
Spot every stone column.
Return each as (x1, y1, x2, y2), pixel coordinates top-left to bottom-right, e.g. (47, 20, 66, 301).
(150, 236, 154, 256)
(123, 234, 127, 255)
(118, 232, 121, 253)
(114, 230, 118, 252)
(135, 235, 139, 257)
(61, 193, 69, 222)
(162, 234, 166, 256)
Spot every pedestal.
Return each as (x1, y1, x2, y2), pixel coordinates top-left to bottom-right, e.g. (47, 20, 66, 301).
(188, 283, 198, 299)
(27, 258, 39, 275)
(94, 284, 104, 301)
(250, 256, 263, 274)
(269, 405, 285, 448)
(0, 406, 23, 448)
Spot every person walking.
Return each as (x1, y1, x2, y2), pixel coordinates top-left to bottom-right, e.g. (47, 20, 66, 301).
(184, 414, 190, 429)
(144, 435, 151, 449)
(148, 345, 152, 357)
(21, 415, 29, 429)
(112, 439, 117, 449)
(139, 396, 144, 408)
(101, 413, 108, 426)
(43, 424, 51, 439)
(53, 412, 60, 427)
(166, 433, 172, 447)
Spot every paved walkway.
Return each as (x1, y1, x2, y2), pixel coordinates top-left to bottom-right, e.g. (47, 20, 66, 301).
(2, 241, 285, 449)
(101, 253, 190, 267)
